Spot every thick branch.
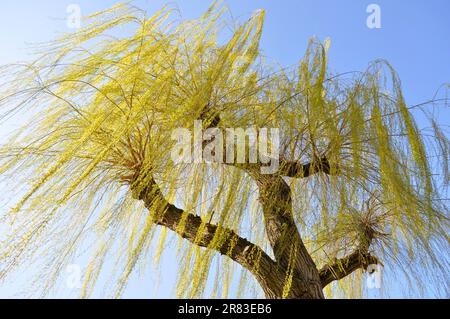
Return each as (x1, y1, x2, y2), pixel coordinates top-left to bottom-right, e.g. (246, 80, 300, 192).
(319, 250, 379, 288)
(131, 176, 280, 293)
(156, 204, 273, 271)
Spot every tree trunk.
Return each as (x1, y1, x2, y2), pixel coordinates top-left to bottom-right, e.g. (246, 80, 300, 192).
(258, 267, 324, 299)
(251, 173, 324, 299)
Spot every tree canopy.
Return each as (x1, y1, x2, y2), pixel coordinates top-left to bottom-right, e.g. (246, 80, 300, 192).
(0, 2, 448, 298)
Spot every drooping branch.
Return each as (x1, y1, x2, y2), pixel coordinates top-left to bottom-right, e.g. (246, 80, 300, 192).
(319, 250, 380, 288)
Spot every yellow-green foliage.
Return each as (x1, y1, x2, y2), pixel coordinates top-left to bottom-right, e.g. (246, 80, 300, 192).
(0, 2, 448, 298)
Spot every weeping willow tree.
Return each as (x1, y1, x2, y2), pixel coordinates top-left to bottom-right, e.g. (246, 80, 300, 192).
(0, 3, 448, 299)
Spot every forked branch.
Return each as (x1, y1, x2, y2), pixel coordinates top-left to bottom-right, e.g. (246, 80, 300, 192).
(130, 175, 280, 293)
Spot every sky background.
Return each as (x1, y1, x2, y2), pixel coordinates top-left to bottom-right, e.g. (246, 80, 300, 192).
(0, 0, 448, 298)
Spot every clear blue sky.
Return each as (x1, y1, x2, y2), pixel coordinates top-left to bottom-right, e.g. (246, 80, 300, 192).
(0, 0, 448, 298)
